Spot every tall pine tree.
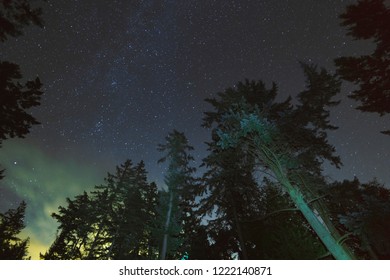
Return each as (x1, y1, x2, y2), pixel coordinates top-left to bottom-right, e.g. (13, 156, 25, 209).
(157, 130, 197, 259)
(201, 63, 354, 259)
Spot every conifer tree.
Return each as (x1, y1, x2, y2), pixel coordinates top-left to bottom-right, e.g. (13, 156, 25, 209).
(157, 130, 196, 259)
(201, 64, 354, 259)
(335, 0, 390, 134)
(217, 110, 352, 259)
(242, 179, 327, 259)
(41, 192, 103, 259)
(41, 160, 159, 260)
(0, 201, 30, 259)
(0, 0, 45, 176)
(325, 178, 390, 259)
(0, 0, 44, 42)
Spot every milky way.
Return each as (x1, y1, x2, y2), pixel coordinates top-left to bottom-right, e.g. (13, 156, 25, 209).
(0, 0, 389, 259)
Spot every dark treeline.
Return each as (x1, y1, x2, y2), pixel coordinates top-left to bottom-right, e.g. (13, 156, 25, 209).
(0, 0, 45, 260)
(40, 63, 390, 260)
(41, 160, 160, 260)
(1, 0, 389, 259)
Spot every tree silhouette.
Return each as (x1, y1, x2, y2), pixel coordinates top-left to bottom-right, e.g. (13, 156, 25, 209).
(0, 61, 43, 146)
(217, 110, 352, 259)
(325, 178, 390, 259)
(335, 0, 390, 134)
(41, 160, 160, 260)
(0, 0, 45, 177)
(0, 201, 30, 259)
(242, 179, 327, 259)
(201, 63, 354, 259)
(0, 0, 44, 146)
(157, 130, 197, 259)
(104, 160, 159, 259)
(0, 0, 44, 42)
(200, 131, 260, 259)
(0, 0, 44, 258)
(41, 191, 104, 259)
(201, 80, 284, 259)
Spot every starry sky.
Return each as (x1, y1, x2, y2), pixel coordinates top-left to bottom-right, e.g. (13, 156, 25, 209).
(0, 0, 389, 259)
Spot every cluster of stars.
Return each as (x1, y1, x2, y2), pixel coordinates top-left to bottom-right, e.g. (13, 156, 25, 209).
(0, 0, 389, 259)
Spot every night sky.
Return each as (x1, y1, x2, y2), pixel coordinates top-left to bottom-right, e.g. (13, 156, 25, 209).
(1, 0, 389, 259)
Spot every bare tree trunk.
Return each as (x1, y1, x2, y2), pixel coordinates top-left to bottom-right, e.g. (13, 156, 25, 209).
(248, 138, 354, 259)
(281, 178, 352, 259)
(160, 191, 173, 260)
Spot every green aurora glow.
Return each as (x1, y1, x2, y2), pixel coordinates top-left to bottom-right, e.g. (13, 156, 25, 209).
(1, 140, 104, 259)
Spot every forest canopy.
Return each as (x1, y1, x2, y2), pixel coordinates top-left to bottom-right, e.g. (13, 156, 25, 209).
(1, 0, 389, 260)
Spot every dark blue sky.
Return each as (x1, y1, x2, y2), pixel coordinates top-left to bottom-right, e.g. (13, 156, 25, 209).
(0, 0, 389, 258)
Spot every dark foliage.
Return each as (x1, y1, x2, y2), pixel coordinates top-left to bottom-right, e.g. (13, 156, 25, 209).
(325, 178, 390, 259)
(41, 160, 160, 260)
(0, 0, 44, 174)
(157, 130, 198, 259)
(335, 0, 390, 134)
(0, 61, 43, 146)
(0, 201, 30, 259)
(0, 0, 44, 42)
(199, 63, 346, 259)
(243, 181, 327, 259)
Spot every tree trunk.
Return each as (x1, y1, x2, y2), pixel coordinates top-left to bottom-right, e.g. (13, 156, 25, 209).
(218, 113, 354, 259)
(231, 200, 248, 260)
(248, 141, 354, 259)
(160, 191, 173, 260)
(278, 176, 353, 259)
